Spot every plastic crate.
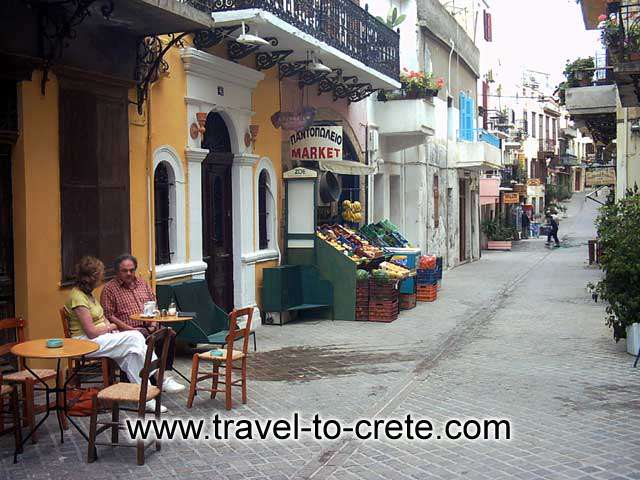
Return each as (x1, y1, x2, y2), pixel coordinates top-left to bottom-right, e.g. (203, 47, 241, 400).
(399, 293, 417, 310)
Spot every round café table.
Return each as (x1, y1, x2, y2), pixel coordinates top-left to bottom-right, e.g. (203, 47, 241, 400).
(11, 338, 99, 462)
(130, 314, 194, 383)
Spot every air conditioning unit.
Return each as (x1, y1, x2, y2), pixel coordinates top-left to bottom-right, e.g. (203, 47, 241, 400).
(368, 128, 379, 152)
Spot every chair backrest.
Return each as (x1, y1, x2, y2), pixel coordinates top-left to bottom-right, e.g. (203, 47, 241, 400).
(137, 327, 174, 414)
(0, 317, 26, 370)
(59, 308, 72, 338)
(224, 307, 253, 360)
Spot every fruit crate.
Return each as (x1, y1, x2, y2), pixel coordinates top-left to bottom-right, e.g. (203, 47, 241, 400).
(399, 293, 417, 310)
(368, 298, 399, 322)
(369, 278, 398, 295)
(417, 284, 437, 302)
(416, 269, 438, 286)
(355, 304, 369, 321)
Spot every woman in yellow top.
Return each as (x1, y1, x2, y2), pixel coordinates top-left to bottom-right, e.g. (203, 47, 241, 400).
(65, 256, 166, 413)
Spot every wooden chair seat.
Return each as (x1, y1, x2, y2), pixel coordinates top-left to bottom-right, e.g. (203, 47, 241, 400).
(4, 369, 56, 383)
(88, 328, 174, 466)
(0, 384, 13, 396)
(187, 307, 253, 411)
(198, 349, 245, 362)
(97, 383, 160, 403)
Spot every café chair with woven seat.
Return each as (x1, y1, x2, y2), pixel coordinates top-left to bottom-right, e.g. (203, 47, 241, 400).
(187, 307, 253, 410)
(87, 328, 173, 466)
(1, 317, 64, 443)
(0, 373, 23, 461)
(59, 308, 114, 388)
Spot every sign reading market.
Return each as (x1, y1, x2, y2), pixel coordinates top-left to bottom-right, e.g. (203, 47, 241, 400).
(290, 126, 343, 161)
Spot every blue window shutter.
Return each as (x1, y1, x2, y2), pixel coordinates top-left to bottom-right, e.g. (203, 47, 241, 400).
(459, 92, 466, 140)
(467, 95, 475, 140)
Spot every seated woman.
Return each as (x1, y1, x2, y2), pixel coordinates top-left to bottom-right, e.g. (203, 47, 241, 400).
(64, 256, 166, 413)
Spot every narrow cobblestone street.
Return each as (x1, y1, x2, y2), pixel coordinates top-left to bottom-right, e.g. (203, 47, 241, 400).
(3, 193, 638, 480)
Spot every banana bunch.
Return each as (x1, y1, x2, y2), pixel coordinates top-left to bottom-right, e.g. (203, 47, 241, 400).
(342, 200, 363, 223)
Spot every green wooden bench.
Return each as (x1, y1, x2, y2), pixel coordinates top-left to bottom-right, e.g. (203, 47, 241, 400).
(157, 279, 256, 350)
(261, 265, 333, 324)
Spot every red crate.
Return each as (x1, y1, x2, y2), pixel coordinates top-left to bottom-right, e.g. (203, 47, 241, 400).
(416, 285, 437, 302)
(399, 293, 417, 310)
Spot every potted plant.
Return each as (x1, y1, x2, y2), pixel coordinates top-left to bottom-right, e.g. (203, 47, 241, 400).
(588, 187, 640, 353)
(598, 13, 640, 63)
(399, 68, 445, 99)
(562, 57, 595, 88)
(482, 219, 514, 250)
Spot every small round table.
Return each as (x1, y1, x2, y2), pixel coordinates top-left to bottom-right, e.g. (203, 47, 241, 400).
(11, 338, 99, 462)
(130, 314, 194, 383)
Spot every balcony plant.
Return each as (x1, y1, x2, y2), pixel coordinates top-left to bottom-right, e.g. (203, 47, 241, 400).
(563, 57, 595, 87)
(399, 68, 445, 99)
(588, 187, 640, 350)
(598, 13, 640, 63)
(376, 7, 406, 30)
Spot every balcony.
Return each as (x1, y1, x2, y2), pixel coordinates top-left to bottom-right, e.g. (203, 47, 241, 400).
(606, 2, 640, 106)
(538, 139, 556, 155)
(206, 0, 400, 87)
(560, 153, 579, 166)
(371, 95, 436, 136)
(456, 129, 503, 170)
(565, 84, 618, 144)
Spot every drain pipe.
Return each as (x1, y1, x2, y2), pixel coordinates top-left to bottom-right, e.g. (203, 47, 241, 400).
(445, 38, 455, 267)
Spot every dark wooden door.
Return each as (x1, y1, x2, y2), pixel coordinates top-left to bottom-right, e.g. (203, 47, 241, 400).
(459, 178, 467, 262)
(0, 144, 13, 320)
(202, 154, 234, 312)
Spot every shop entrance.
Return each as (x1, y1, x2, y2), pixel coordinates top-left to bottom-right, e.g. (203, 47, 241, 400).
(575, 170, 581, 192)
(459, 178, 467, 262)
(202, 113, 234, 312)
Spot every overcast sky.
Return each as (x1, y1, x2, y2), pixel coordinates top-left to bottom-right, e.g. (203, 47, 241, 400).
(489, 0, 600, 92)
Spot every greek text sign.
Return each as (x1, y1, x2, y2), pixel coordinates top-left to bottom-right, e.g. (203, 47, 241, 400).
(585, 167, 616, 187)
(290, 126, 343, 161)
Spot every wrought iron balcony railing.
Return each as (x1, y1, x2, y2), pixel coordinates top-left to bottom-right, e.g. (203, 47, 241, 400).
(193, 0, 400, 80)
(538, 138, 556, 153)
(606, 2, 640, 63)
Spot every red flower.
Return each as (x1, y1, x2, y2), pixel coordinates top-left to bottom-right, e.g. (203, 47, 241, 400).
(598, 14, 607, 22)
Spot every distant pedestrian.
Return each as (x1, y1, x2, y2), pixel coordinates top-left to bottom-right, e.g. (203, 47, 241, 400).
(521, 209, 531, 239)
(545, 212, 560, 247)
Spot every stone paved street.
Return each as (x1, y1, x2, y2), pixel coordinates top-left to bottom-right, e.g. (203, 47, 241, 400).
(3, 192, 639, 480)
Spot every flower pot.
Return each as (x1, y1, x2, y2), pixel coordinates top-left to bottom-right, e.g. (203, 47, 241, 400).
(628, 52, 640, 62)
(425, 88, 439, 97)
(487, 240, 512, 251)
(626, 323, 640, 356)
(404, 88, 420, 99)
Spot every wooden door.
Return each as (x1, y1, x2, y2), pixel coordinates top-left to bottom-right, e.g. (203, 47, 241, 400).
(575, 170, 581, 192)
(202, 155, 234, 312)
(459, 178, 467, 262)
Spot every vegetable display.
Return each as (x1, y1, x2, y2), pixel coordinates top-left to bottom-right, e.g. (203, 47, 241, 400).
(316, 224, 384, 264)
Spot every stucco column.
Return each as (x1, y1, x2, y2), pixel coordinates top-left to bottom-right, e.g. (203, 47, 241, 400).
(232, 153, 259, 309)
(185, 147, 208, 278)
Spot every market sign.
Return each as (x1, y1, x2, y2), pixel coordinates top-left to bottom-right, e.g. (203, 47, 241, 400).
(503, 192, 519, 204)
(585, 166, 616, 187)
(527, 178, 541, 186)
(290, 126, 343, 161)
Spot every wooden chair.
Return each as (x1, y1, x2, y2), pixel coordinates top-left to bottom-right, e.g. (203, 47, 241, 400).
(87, 328, 173, 466)
(59, 308, 113, 388)
(0, 373, 23, 461)
(1, 317, 64, 443)
(187, 307, 253, 410)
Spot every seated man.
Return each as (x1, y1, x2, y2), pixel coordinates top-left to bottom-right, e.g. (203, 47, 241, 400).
(101, 254, 184, 393)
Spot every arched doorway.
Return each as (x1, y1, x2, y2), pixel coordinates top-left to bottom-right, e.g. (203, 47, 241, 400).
(202, 112, 234, 312)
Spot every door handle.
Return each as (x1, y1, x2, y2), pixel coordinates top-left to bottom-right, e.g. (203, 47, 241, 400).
(217, 254, 231, 258)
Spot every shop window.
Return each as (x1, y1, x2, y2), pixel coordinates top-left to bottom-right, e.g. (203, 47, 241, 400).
(59, 85, 130, 284)
(434, 174, 440, 228)
(154, 162, 174, 265)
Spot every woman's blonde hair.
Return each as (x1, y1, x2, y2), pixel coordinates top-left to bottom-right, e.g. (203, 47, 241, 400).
(75, 256, 104, 294)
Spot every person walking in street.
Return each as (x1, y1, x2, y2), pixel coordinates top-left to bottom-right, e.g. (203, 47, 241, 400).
(545, 212, 560, 247)
(521, 208, 531, 239)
